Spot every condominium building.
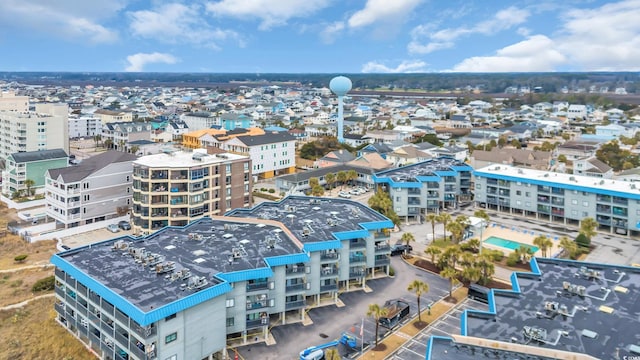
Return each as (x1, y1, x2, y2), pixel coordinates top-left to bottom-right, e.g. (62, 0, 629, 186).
(94, 109, 133, 124)
(224, 132, 296, 179)
(45, 151, 137, 229)
(2, 149, 68, 196)
(101, 122, 152, 151)
(180, 111, 219, 131)
(131, 149, 251, 235)
(372, 158, 474, 221)
(0, 103, 69, 161)
(51, 197, 393, 360)
(474, 164, 640, 236)
(69, 115, 101, 139)
(0, 91, 29, 112)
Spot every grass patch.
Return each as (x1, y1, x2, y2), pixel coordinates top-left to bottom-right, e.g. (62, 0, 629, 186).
(0, 231, 57, 270)
(0, 297, 94, 359)
(0, 267, 53, 307)
(429, 238, 456, 248)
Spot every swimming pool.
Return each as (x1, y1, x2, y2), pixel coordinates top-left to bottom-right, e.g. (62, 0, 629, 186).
(484, 236, 539, 253)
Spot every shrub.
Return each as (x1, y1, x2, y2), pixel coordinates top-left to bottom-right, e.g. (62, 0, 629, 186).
(575, 233, 590, 248)
(14, 254, 28, 263)
(260, 188, 267, 192)
(389, 266, 395, 276)
(506, 252, 520, 267)
(268, 189, 275, 194)
(32, 276, 55, 292)
(482, 249, 504, 262)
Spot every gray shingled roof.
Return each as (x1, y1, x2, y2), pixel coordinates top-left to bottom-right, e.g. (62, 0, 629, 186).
(10, 149, 68, 163)
(235, 132, 295, 146)
(47, 150, 137, 183)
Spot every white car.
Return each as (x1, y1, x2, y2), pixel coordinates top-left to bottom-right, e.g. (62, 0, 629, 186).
(106, 224, 121, 233)
(349, 188, 361, 195)
(338, 191, 351, 198)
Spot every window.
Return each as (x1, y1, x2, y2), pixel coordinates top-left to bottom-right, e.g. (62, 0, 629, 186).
(226, 317, 234, 327)
(165, 314, 176, 321)
(475, 184, 481, 189)
(516, 200, 521, 206)
(525, 192, 530, 197)
(126, 176, 130, 182)
(226, 299, 234, 308)
(165, 332, 177, 344)
(525, 202, 531, 207)
(165, 355, 177, 360)
(583, 201, 589, 207)
(516, 191, 521, 196)
(572, 199, 578, 205)
(572, 210, 578, 216)
(582, 212, 589, 217)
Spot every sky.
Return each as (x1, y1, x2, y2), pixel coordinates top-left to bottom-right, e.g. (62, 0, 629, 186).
(1, 0, 639, 73)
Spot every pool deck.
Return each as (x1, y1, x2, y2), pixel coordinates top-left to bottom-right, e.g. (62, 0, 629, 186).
(479, 224, 561, 257)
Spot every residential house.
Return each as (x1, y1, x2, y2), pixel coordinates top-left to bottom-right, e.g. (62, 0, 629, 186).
(386, 146, 432, 167)
(2, 149, 68, 196)
(315, 150, 356, 168)
(470, 148, 552, 170)
(573, 157, 613, 179)
(101, 121, 152, 151)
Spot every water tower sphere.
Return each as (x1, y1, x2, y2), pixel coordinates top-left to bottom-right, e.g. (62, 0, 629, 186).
(329, 76, 352, 96)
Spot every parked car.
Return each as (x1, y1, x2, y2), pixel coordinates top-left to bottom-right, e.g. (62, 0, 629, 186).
(390, 244, 413, 256)
(338, 191, 351, 198)
(118, 221, 131, 230)
(349, 188, 361, 195)
(106, 224, 121, 233)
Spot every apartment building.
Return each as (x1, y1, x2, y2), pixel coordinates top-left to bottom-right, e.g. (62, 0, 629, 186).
(0, 103, 69, 161)
(2, 149, 68, 196)
(182, 128, 265, 149)
(45, 151, 137, 229)
(51, 197, 393, 360)
(69, 115, 101, 139)
(131, 149, 251, 235)
(0, 91, 29, 112)
(224, 132, 296, 179)
(373, 158, 474, 221)
(180, 111, 219, 131)
(474, 164, 640, 236)
(101, 122, 152, 151)
(94, 109, 133, 124)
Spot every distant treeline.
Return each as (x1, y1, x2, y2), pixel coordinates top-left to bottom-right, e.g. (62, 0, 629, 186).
(1, 72, 639, 94)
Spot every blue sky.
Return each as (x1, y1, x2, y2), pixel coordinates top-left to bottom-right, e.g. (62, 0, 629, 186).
(1, 0, 639, 73)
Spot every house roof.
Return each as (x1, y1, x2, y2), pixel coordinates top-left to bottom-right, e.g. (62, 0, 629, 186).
(320, 150, 355, 163)
(472, 149, 552, 167)
(586, 157, 612, 173)
(10, 149, 68, 163)
(347, 153, 393, 171)
(47, 150, 137, 183)
(235, 131, 295, 146)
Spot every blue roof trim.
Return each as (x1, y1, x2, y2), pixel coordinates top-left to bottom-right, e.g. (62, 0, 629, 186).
(360, 219, 394, 230)
(474, 170, 640, 200)
(303, 239, 343, 252)
(216, 267, 274, 283)
(51, 254, 232, 326)
(425, 336, 455, 360)
(333, 229, 370, 240)
(433, 170, 457, 176)
(414, 175, 441, 182)
(264, 253, 310, 267)
(450, 165, 473, 171)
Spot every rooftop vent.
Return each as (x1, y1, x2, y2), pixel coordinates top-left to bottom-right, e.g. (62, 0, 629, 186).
(222, 233, 233, 239)
(192, 152, 206, 161)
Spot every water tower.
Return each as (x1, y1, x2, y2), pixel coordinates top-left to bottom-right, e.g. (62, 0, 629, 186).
(329, 76, 352, 143)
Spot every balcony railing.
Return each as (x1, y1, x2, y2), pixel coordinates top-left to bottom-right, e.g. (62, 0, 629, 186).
(285, 283, 306, 293)
(320, 282, 338, 292)
(246, 300, 271, 310)
(320, 267, 338, 278)
(375, 244, 390, 253)
(285, 300, 306, 310)
(374, 257, 390, 266)
(349, 240, 366, 249)
(285, 266, 307, 275)
(246, 319, 265, 330)
(55, 302, 65, 315)
(130, 323, 156, 339)
(349, 269, 365, 279)
(246, 282, 269, 292)
(320, 252, 339, 261)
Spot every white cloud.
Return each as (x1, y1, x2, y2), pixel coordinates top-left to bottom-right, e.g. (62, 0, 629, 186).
(348, 0, 422, 28)
(450, 35, 565, 72)
(361, 60, 428, 73)
(320, 22, 345, 44)
(129, 3, 242, 49)
(206, 0, 331, 30)
(125, 53, 179, 72)
(555, 0, 640, 70)
(409, 6, 530, 54)
(0, 0, 121, 43)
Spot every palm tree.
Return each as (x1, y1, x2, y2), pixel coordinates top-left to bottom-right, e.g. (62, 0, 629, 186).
(130, 145, 140, 155)
(473, 209, 490, 251)
(346, 169, 358, 187)
(437, 213, 452, 241)
(476, 255, 495, 286)
(440, 267, 459, 298)
(533, 235, 552, 257)
(367, 303, 389, 348)
(401, 232, 415, 256)
(104, 139, 114, 149)
(407, 280, 429, 322)
(461, 266, 482, 285)
(93, 134, 102, 148)
(426, 213, 438, 241)
(424, 246, 441, 264)
(437, 245, 461, 270)
(559, 236, 578, 259)
(309, 177, 320, 190)
(311, 185, 324, 197)
(446, 221, 464, 244)
(336, 171, 347, 189)
(325, 173, 336, 194)
(516, 246, 534, 264)
(579, 217, 598, 240)
(24, 178, 35, 197)
(466, 238, 481, 253)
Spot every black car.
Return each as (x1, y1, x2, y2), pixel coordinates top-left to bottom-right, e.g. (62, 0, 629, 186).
(390, 244, 413, 256)
(118, 221, 131, 230)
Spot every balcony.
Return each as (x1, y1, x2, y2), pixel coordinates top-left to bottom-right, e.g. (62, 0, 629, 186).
(246, 299, 271, 310)
(348, 254, 366, 264)
(320, 282, 338, 292)
(551, 199, 564, 206)
(349, 268, 365, 279)
(55, 302, 65, 315)
(407, 188, 421, 195)
(320, 266, 338, 278)
(551, 188, 564, 195)
(613, 197, 628, 205)
(596, 216, 611, 225)
(374, 257, 390, 266)
(407, 198, 421, 206)
(130, 323, 156, 339)
(246, 282, 269, 292)
(285, 300, 306, 310)
(246, 319, 265, 330)
(373, 232, 389, 240)
(596, 206, 611, 214)
(612, 207, 627, 216)
(320, 252, 339, 261)
(375, 244, 390, 253)
(349, 239, 366, 249)
(537, 205, 551, 214)
(55, 285, 65, 298)
(286, 282, 307, 293)
(285, 265, 307, 275)
(487, 179, 498, 185)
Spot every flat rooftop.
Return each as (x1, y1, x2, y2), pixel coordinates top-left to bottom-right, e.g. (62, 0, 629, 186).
(375, 158, 471, 183)
(465, 258, 640, 359)
(57, 217, 303, 312)
(134, 149, 247, 168)
(427, 336, 562, 360)
(475, 164, 640, 197)
(226, 196, 391, 244)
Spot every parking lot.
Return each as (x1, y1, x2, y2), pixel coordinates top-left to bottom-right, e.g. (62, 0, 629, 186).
(238, 255, 454, 360)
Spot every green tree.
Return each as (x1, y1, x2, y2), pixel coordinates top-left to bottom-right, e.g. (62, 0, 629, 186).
(336, 171, 347, 189)
(437, 245, 461, 270)
(325, 173, 336, 194)
(440, 267, 459, 298)
(407, 280, 429, 322)
(461, 266, 482, 285)
(579, 217, 598, 241)
(93, 134, 102, 148)
(475, 255, 495, 286)
(346, 170, 358, 187)
(426, 213, 439, 241)
(533, 235, 553, 257)
(309, 177, 320, 190)
(324, 347, 340, 360)
(557, 154, 567, 163)
(465, 238, 481, 253)
(559, 236, 579, 259)
(311, 185, 325, 197)
(104, 139, 114, 149)
(367, 303, 389, 348)
(424, 246, 441, 264)
(401, 232, 415, 256)
(24, 178, 35, 196)
(575, 233, 590, 249)
(437, 213, 452, 241)
(368, 191, 401, 228)
(446, 221, 464, 244)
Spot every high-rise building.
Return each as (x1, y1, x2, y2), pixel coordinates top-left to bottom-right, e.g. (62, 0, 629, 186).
(131, 149, 252, 235)
(0, 91, 29, 112)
